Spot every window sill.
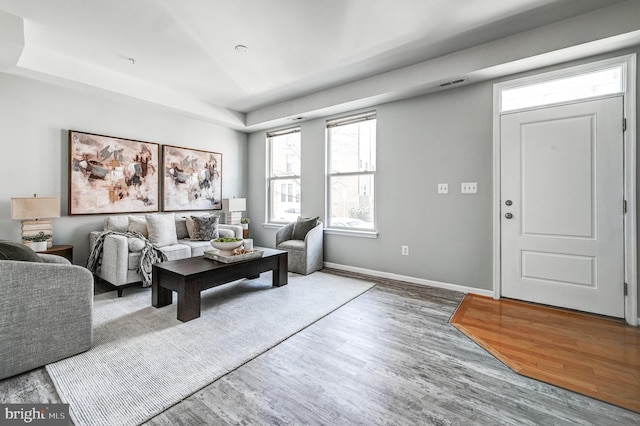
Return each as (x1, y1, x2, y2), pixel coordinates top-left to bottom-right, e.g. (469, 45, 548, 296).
(263, 222, 289, 229)
(323, 228, 378, 238)
(264, 222, 378, 238)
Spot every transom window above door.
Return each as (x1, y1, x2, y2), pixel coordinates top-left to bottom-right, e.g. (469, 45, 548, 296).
(500, 65, 624, 112)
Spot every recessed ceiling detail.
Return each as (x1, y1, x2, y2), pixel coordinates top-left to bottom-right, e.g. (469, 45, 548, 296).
(0, 1, 637, 132)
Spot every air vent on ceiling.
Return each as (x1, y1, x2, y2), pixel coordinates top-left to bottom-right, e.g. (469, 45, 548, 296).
(439, 78, 466, 88)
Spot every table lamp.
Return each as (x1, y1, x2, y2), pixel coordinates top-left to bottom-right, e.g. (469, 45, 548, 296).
(222, 198, 246, 225)
(11, 195, 60, 248)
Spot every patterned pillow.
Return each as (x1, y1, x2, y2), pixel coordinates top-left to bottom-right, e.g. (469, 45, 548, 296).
(189, 215, 219, 241)
(184, 214, 218, 237)
(292, 216, 319, 240)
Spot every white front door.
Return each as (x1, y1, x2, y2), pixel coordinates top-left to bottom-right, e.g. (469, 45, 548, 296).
(500, 96, 624, 317)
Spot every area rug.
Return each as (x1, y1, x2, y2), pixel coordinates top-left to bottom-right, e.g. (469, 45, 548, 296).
(46, 272, 374, 426)
(450, 294, 640, 413)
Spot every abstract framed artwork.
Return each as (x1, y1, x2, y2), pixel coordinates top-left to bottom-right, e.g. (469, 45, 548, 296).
(162, 145, 222, 211)
(68, 130, 160, 215)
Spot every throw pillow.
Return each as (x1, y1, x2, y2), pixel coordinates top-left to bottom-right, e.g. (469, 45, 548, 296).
(146, 213, 178, 247)
(0, 241, 43, 262)
(127, 237, 145, 253)
(175, 217, 189, 240)
(185, 214, 218, 238)
(292, 216, 319, 240)
(103, 216, 129, 232)
(189, 215, 219, 241)
(128, 215, 148, 237)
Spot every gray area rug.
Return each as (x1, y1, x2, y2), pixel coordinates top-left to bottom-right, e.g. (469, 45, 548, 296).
(46, 271, 374, 426)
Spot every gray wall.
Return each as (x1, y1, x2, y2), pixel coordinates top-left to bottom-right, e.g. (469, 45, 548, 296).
(248, 83, 494, 290)
(0, 73, 248, 266)
(248, 47, 640, 299)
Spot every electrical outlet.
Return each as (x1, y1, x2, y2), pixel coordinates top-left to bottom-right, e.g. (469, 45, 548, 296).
(461, 182, 478, 194)
(437, 183, 448, 194)
(401, 245, 409, 256)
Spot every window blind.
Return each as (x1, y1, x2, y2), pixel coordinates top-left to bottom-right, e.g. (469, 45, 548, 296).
(266, 127, 301, 138)
(326, 111, 376, 128)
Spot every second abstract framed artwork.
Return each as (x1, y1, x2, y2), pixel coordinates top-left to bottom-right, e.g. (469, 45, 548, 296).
(162, 145, 222, 211)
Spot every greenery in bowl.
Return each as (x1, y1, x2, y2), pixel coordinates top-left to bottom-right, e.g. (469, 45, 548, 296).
(240, 218, 250, 224)
(23, 232, 52, 242)
(212, 237, 242, 242)
(210, 237, 244, 253)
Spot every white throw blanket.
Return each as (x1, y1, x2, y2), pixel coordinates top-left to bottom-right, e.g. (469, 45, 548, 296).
(87, 230, 167, 286)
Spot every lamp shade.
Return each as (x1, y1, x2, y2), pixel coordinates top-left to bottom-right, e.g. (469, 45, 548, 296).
(222, 198, 246, 212)
(11, 196, 60, 220)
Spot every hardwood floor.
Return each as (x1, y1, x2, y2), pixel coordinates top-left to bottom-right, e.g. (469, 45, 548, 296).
(2, 271, 639, 425)
(450, 294, 640, 414)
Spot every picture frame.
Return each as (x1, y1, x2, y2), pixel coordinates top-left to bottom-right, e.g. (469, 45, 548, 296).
(68, 130, 160, 215)
(162, 145, 222, 211)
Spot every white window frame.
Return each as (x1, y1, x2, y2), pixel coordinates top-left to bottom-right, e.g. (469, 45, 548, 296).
(499, 62, 625, 113)
(266, 127, 301, 224)
(325, 111, 378, 237)
(492, 54, 637, 326)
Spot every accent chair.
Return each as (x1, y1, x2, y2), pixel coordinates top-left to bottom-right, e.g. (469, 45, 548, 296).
(0, 252, 93, 380)
(275, 218, 323, 275)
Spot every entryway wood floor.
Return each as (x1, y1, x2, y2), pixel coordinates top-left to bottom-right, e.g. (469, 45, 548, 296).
(450, 294, 640, 414)
(1, 270, 639, 425)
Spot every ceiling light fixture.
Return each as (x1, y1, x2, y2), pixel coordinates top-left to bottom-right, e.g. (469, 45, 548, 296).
(234, 45, 248, 53)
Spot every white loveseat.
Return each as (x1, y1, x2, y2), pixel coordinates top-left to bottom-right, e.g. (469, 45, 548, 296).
(89, 213, 242, 296)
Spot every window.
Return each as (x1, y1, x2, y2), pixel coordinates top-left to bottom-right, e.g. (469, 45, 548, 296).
(500, 66, 624, 112)
(268, 127, 301, 223)
(327, 111, 376, 231)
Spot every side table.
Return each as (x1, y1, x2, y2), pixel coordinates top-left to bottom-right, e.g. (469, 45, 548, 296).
(42, 245, 73, 263)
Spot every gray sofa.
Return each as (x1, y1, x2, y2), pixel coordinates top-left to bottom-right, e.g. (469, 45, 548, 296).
(89, 214, 242, 295)
(0, 254, 93, 380)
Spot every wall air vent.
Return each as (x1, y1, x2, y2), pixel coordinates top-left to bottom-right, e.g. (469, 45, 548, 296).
(439, 78, 466, 88)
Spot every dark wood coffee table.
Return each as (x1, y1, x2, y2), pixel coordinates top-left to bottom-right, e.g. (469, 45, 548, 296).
(152, 247, 288, 322)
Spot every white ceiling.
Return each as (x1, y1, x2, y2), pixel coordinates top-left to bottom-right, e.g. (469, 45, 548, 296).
(0, 0, 631, 130)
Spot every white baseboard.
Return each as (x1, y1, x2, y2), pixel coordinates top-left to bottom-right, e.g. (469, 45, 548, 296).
(323, 262, 494, 298)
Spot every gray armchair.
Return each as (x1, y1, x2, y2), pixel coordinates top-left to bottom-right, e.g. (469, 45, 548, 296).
(276, 220, 323, 274)
(0, 254, 93, 379)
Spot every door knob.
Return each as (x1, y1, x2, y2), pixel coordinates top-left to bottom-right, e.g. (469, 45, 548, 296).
(505, 200, 513, 206)
(505, 213, 513, 219)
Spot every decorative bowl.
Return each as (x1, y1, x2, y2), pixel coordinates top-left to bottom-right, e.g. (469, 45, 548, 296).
(210, 239, 243, 255)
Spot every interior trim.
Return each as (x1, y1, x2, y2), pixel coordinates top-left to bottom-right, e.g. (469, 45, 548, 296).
(323, 262, 494, 298)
